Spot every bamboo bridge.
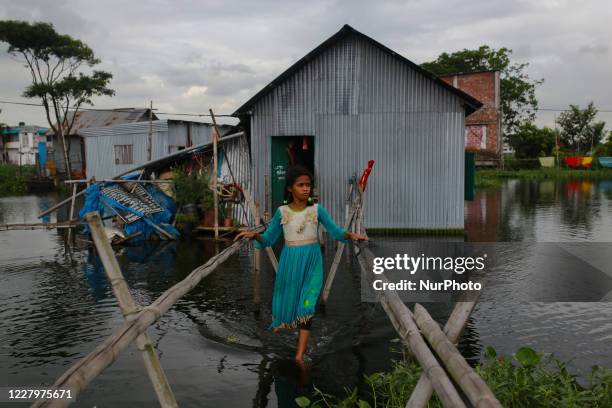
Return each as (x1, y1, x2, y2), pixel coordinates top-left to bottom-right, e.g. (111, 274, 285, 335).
(28, 183, 500, 408)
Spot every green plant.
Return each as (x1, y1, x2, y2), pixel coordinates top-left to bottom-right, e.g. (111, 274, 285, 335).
(174, 212, 197, 224)
(173, 169, 214, 209)
(300, 346, 612, 407)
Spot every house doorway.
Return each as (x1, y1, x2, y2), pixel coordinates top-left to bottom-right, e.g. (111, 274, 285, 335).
(270, 136, 315, 210)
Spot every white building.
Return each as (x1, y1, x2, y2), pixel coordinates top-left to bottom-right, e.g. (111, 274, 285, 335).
(1, 122, 49, 166)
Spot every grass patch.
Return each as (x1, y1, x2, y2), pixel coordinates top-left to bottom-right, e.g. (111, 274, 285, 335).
(476, 168, 612, 190)
(296, 346, 612, 408)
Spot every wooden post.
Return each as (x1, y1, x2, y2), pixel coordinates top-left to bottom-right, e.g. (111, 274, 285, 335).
(67, 183, 78, 242)
(354, 243, 467, 408)
(209, 109, 220, 240)
(413, 304, 502, 408)
(147, 101, 153, 162)
(86, 212, 178, 408)
(33, 224, 265, 408)
(321, 187, 363, 304)
(264, 174, 270, 221)
(242, 188, 278, 272)
(253, 203, 261, 306)
(406, 301, 478, 408)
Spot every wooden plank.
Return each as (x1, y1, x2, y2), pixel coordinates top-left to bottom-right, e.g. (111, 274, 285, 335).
(85, 212, 178, 408)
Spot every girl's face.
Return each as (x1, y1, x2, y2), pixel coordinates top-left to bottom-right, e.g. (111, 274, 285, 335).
(288, 175, 311, 202)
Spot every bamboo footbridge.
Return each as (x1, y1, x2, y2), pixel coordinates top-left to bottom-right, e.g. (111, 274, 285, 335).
(28, 179, 500, 408)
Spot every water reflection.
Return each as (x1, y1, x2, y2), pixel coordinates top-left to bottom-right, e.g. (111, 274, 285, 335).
(466, 179, 612, 242)
(2, 181, 612, 406)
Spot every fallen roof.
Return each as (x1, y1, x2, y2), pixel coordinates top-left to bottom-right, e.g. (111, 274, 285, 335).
(233, 24, 483, 116)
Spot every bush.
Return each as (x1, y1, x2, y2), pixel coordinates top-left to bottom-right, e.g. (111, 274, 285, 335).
(507, 123, 557, 159)
(296, 346, 612, 408)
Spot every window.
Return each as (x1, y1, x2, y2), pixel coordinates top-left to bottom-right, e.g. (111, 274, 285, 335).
(114, 145, 133, 165)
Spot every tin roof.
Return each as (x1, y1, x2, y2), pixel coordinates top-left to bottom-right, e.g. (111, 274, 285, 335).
(49, 108, 157, 135)
(233, 24, 483, 116)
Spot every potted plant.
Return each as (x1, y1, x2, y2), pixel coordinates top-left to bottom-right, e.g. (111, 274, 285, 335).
(221, 202, 234, 227)
(198, 173, 217, 227)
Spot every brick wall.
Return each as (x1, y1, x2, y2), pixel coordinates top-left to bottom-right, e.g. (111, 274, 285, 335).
(440, 71, 501, 157)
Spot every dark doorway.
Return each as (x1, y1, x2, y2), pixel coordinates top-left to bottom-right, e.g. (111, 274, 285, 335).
(270, 136, 315, 210)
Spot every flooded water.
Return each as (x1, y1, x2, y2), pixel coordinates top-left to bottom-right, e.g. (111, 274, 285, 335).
(1, 179, 612, 407)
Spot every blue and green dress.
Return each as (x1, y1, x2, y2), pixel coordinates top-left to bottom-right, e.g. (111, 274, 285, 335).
(255, 203, 348, 330)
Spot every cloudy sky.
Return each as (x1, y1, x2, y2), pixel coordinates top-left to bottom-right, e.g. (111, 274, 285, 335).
(1, 0, 611, 129)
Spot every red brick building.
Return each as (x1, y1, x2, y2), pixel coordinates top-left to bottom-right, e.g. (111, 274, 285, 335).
(439, 71, 501, 163)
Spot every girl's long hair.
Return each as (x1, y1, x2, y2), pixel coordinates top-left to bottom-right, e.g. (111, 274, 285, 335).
(283, 165, 315, 206)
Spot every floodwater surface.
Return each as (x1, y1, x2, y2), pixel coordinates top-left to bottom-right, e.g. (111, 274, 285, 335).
(1, 179, 612, 407)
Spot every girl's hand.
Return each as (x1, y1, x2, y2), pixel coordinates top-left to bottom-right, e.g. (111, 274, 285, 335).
(234, 230, 259, 242)
(347, 232, 368, 241)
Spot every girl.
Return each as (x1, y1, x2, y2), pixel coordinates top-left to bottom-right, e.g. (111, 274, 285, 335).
(234, 166, 367, 364)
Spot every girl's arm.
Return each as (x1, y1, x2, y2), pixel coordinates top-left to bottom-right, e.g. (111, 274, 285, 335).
(253, 207, 283, 249)
(318, 205, 350, 243)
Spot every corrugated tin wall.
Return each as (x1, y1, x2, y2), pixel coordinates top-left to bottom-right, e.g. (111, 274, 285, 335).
(249, 35, 466, 229)
(82, 121, 214, 180)
(218, 133, 253, 226)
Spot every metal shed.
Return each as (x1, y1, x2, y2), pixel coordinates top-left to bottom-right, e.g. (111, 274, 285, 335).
(80, 119, 232, 180)
(234, 24, 482, 231)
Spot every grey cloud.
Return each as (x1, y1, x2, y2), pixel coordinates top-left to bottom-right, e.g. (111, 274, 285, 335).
(1, 0, 612, 129)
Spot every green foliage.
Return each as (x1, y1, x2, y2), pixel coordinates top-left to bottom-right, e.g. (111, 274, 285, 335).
(0, 20, 114, 176)
(507, 123, 557, 159)
(300, 346, 612, 408)
(477, 168, 612, 184)
(0, 164, 31, 196)
(556, 102, 606, 153)
(593, 135, 612, 157)
(174, 212, 197, 224)
(173, 169, 214, 209)
(421, 45, 543, 137)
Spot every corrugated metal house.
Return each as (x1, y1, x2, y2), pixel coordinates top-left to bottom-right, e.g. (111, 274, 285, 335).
(49, 108, 156, 178)
(80, 119, 233, 180)
(233, 24, 482, 231)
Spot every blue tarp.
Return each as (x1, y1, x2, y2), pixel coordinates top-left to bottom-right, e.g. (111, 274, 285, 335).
(79, 181, 179, 242)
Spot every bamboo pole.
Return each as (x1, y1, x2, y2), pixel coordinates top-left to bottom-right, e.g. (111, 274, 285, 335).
(0, 220, 80, 231)
(64, 179, 174, 184)
(85, 212, 178, 408)
(38, 180, 172, 218)
(353, 243, 467, 408)
(209, 109, 220, 240)
(67, 184, 77, 242)
(406, 301, 478, 408)
(253, 202, 262, 306)
(32, 225, 264, 408)
(38, 190, 87, 218)
(413, 304, 501, 408)
(320, 188, 363, 304)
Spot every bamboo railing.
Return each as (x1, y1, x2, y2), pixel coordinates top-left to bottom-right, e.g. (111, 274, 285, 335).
(32, 217, 264, 408)
(85, 212, 178, 407)
(353, 242, 499, 407)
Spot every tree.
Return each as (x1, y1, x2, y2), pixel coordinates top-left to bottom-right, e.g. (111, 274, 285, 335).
(506, 122, 556, 158)
(556, 102, 606, 153)
(421, 45, 543, 138)
(0, 21, 114, 178)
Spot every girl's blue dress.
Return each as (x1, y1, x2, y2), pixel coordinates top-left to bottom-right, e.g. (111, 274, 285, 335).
(254, 203, 348, 329)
